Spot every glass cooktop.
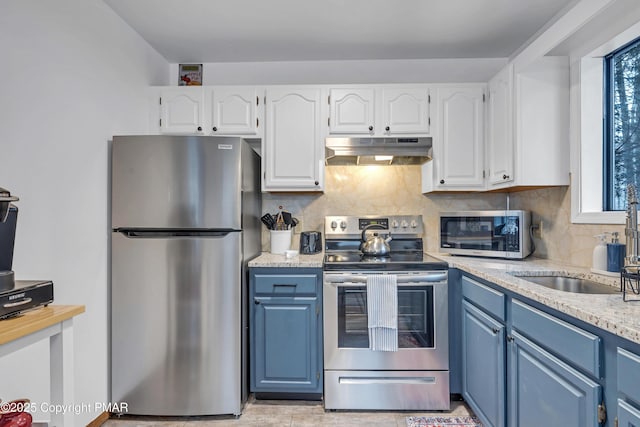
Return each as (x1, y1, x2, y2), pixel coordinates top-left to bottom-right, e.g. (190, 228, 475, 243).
(323, 251, 448, 271)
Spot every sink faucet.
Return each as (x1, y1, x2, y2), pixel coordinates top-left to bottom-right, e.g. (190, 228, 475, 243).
(625, 184, 639, 267)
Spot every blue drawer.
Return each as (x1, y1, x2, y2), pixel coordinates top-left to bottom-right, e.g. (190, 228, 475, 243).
(618, 348, 640, 406)
(512, 299, 601, 378)
(462, 276, 506, 321)
(254, 274, 318, 295)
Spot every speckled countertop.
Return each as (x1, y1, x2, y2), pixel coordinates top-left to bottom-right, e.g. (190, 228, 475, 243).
(249, 252, 324, 268)
(429, 253, 640, 346)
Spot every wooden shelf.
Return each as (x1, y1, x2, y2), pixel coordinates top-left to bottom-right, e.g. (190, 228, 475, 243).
(0, 305, 85, 345)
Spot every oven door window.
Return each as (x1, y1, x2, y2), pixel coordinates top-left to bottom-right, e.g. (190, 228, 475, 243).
(337, 285, 434, 348)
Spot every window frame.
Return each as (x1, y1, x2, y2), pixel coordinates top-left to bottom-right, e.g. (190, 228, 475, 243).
(603, 36, 640, 212)
(571, 20, 640, 224)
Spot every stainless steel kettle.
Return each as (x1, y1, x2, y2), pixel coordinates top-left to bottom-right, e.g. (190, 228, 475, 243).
(360, 224, 392, 256)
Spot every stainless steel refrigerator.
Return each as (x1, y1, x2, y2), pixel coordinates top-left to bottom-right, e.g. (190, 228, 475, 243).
(110, 135, 261, 416)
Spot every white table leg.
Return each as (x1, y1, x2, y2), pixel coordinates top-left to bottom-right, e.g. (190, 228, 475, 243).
(49, 318, 74, 427)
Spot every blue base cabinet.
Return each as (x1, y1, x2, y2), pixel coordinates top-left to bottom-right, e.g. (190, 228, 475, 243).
(508, 330, 601, 427)
(458, 273, 607, 427)
(249, 268, 323, 396)
(462, 300, 506, 427)
(618, 399, 640, 426)
(461, 275, 507, 427)
(617, 347, 640, 426)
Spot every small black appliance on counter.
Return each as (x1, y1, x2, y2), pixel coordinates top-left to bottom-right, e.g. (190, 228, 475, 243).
(0, 187, 55, 319)
(0, 187, 19, 292)
(0, 280, 54, 319)
(300, 231, 322, 254)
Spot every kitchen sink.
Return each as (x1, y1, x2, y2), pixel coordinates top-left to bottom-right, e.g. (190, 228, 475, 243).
(512, 274, 619, 294)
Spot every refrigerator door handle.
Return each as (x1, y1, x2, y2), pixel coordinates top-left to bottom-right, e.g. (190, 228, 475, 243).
(116, 229, 236, 238)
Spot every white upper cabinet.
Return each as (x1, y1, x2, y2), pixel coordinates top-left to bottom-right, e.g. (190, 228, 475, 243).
(263, 87, 324, 192)
(159, 87, 205, 134)
(382, 88, 430, 135)
(328, 86, 431, 136)
(487, 64, 515, 187)
(207, 87, 261, 136)
(485, 58, 569, 190)
(514, 57, 569, 187)
(423, 85, 485, 192)
(328, 88, 375, 134)
(154, 86, 263, 138)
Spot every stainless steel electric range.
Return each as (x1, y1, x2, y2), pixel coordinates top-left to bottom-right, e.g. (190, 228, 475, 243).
(322, 215, 450, 410)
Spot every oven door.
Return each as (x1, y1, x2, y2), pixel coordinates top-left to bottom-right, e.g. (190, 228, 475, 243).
(323, 271, 448, 371)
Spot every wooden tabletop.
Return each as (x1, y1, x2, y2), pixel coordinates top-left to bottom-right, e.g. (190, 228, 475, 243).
(0, 305, 85, 345)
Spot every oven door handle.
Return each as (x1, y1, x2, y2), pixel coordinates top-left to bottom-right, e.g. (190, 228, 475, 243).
(324, 272, 447, 284)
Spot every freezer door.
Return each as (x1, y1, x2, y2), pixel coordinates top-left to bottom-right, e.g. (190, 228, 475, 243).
(112, 135, 243, 229)
(111, 231, 243, 416)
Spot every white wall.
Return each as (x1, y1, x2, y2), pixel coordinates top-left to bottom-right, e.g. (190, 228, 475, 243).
(169, 58, 507, 85)
(0, 0, 168, 424)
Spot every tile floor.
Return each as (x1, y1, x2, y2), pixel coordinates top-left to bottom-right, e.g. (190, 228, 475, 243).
(104, 397, 473, 427)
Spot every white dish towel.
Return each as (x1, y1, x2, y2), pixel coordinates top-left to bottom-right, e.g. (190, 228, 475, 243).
(366, 274, 398, 352)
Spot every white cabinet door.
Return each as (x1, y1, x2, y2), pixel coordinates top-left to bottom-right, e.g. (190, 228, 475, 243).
(329, 88, 375, 134)
(263, 88, 323, 191)
(434, 86, 485, 189)
(159, 87, 205, 134)
(208, 87, 261, 136)
(515, 57, 569, 187)
(382, 88, 430, 135)
(327, 86, 431, 137)
(487, 65, 514, 187)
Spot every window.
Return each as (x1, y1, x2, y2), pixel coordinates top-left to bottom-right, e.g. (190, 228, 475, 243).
(604, 37, 640, 211)
(572, 19, 640, 224)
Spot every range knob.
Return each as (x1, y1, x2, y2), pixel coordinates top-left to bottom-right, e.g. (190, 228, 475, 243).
(330, 221, 337, 230)
(391, 220, 399, 229)
(410, 220, 418, 228)
(401, 220, 409, 229)
(340, 221, 347, 230)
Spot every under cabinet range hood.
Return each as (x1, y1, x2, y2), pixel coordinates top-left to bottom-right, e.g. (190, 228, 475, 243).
(325, 137, 432, 166)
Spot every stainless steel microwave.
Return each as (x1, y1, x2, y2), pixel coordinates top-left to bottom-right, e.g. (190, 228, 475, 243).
(439, 210, 532, 259)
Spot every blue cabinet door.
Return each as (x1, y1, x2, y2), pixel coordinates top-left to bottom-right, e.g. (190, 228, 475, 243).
(252, 295, 321, 393)
(618, 399, 640, 427)
(508, 330, 601, 427)
(462, 300, 506, 427)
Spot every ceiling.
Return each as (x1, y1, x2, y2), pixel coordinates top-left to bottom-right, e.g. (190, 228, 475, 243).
(104, 0, 577, 63)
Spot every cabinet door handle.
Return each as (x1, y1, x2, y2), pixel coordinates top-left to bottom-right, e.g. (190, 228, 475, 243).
(503, 174, 510, 180)
(197, 126, 203, 132)
(314, 180, 319, 186)
(492, 327, 500, 334)
(385, 126, 390, 132)
(506, 335, 514, 342)
(212, 126, 218, 132)
(254, 299, 261, 305)
(440, 179, 445, 184)
(368, 125, 374, 131)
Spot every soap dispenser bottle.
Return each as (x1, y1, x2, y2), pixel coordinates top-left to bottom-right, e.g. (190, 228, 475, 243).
(592, 234, 609, 272)
(607, 232, 626, 272)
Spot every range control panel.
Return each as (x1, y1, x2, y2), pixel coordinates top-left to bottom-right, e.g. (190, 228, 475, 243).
(324, 215, 424, 239)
